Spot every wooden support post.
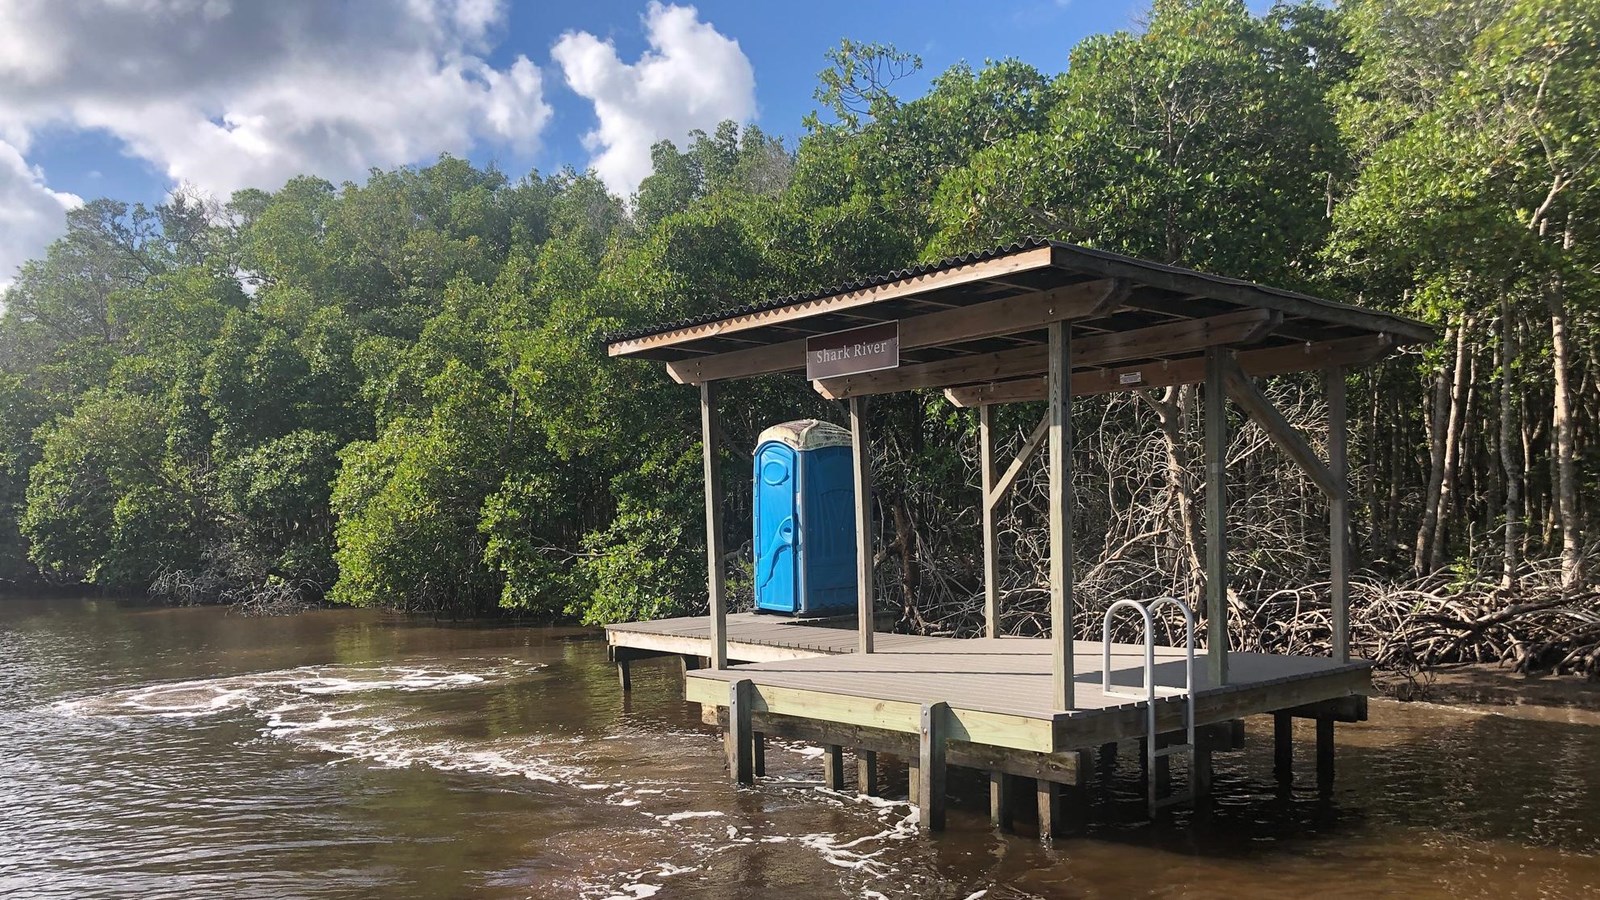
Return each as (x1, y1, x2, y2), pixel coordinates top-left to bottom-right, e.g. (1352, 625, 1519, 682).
(850, 397, 875, 655)
(907, 762, 919, 804)
(989, 771, 1013, 830)
(701, 382, 728, 670)
(1316, 716, 1336, 791)
(918, 702, 949, 833)
(616, 658, 632, 692)
(979, 404, 1000, 639)
(1194, 745, 1214, 797)
(1274, 712, 1294, 783)
(824, 744, 846, 790)
(1327, 366, 1351, 664)
(727, 679, 753, 784)
(1047, 321, 1076, 711)
(1203, 347, 1230, 687)
(753, 731, 766, 777)
(1097, 741, 1118, 781)
(1036, 780, 1063, 838)
(857, 750, 878, 796)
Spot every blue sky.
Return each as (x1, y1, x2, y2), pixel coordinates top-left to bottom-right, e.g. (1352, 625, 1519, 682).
(0, 0, 1268, 289)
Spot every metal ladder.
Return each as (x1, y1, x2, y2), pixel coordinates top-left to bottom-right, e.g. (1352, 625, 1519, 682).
(1101, 597, 1197, 815)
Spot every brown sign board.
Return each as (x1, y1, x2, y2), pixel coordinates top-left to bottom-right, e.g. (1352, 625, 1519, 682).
(806, 321, 900, 380)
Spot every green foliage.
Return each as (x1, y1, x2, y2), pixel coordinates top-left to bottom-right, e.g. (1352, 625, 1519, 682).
(20, 392, 204, 589)
(2, 0, 1594, 619)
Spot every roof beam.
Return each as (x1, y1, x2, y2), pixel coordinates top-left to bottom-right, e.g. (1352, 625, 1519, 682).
(942, 334, 1397, 407)
(664, 278, 1126, 384)
(815, 308, 1280, 400)
(608, 245, 1056, 358)
(1218, 354, 1338, 497)
(986, 413, 1050, 510)
(1046, 245, 1437, 343)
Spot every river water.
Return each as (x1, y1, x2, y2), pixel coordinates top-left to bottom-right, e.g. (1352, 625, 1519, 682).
(2, 597, 1598, 899)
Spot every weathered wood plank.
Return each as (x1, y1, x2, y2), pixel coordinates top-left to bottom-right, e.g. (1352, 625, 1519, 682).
(664, 277, 1125, 383)
(919, 702, 950, 832)
(728, 679, 753, 784)
(1048, 321, 1076, 711)
(990, 771, 1014, 829)
(1220, 355, 1338, 497)
(1037, 780, 1063, 838)
(1204, 348, 1229, 687)
(824, 744, 846, 790)
(701, 382, 728, 670)
(979, 405, 1000, 639)
(1328, 366, 1351, 663)
(851, 397, 874, 654)
(943, 334, 1397, 407)
(858, 749, 879, 796)
(986, 412, 1050, 510)
(816, 309, 1280, 400)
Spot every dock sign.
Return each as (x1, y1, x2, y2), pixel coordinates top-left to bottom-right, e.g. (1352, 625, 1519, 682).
(806, 321, 900, 380)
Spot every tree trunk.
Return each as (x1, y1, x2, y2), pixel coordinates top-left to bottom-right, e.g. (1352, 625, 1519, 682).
(1499, 296, 1522, 590)
(1150, 385, 1205, 593)
(1547, 280, 1582, 588)
(1415, 324, 1458, 575)
(1431, 325, 1473, 572)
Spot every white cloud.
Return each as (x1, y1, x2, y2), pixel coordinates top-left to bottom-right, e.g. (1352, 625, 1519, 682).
(0, 141, 81, 293)
(0, 0, 552, 282)
(553, 2, 755, 197)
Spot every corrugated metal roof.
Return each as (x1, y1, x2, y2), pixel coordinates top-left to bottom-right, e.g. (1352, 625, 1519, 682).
(602, 239, 1053, 345)
(602, 238, 1436, 348)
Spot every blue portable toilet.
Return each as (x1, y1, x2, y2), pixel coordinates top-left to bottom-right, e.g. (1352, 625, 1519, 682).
(752, 420, 857, 616)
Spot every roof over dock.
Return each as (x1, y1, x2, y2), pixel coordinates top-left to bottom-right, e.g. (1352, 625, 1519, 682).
(605, 237, 1436, 717)
(605, 239, 1434, 405)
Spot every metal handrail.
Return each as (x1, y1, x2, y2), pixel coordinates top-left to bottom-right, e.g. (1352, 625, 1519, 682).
(1101, 596, 1197, 814)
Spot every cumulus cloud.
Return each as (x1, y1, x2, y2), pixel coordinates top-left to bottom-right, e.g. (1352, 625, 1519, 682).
(0, 141, 81, 292)
(0, 0, 552, 283)
(553, 2, 755, 197)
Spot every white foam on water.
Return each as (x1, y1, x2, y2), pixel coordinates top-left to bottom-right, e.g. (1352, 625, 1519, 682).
(659, 810, 724, 824)
(50, 660, 591, 786)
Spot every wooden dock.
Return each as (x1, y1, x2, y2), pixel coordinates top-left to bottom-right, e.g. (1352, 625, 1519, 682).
(599, 242, 1424, 836)
(608, 614, 1369, 834)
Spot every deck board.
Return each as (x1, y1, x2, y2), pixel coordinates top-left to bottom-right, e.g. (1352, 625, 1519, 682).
(609, 613, 1368, 727)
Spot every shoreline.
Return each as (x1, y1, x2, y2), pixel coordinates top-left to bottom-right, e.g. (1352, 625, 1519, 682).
(1373, 663, 1600, 725)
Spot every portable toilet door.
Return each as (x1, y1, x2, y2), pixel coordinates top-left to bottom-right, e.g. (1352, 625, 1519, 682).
(753, 439, 800, 613)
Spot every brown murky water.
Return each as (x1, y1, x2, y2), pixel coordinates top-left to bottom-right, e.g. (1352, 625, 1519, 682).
(2, 596, 1599, 899)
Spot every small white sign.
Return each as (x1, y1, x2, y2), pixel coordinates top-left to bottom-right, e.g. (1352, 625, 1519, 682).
(1119, 371, 1144, 385)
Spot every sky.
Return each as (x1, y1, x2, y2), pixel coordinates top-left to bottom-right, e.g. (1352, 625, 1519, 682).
(0, 0, 1268, 291)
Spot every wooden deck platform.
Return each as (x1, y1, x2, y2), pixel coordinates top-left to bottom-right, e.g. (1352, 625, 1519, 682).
(607, 613, 1369, 833)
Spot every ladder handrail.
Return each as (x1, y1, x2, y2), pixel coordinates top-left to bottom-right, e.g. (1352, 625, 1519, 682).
(1100, 595, 1197, 815)
(1146, 596, 1197, 771)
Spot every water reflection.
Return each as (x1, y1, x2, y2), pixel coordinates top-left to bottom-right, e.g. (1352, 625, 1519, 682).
(1, 596, 1598, 899)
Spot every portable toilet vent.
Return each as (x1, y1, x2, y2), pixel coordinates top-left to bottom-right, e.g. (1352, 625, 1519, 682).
(752, 419, 857, 616)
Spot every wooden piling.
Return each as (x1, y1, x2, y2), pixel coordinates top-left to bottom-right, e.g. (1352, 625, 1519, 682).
(727, 679, 753, 784)
(753, 731, 766, 777)
(918, 702, 948, 832)
(1316, 715, 1335, 791)
(616, 658, 631, 692)
(1274, 712, 1294, 783)
(989, 771, 1013, 830)
(857, 750, 878, 796)
(824, 744, 845, 790)
(1037, 779, 1062, 838)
